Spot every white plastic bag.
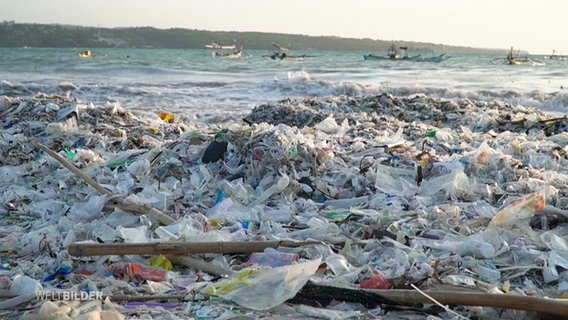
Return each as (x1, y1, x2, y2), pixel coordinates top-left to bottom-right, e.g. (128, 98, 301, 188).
(204, 258, 321, 310)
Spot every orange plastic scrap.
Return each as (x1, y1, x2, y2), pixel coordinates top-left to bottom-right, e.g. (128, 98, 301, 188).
(488, 191, 546, 229)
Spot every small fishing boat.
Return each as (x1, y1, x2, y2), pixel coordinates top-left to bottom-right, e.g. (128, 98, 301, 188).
(543, 50, 568, 60)
(363, 44, 421, 61)
(491, 47, 545, 66)
(263, 43, 316, 61)
(206, 42, 243, 59)
(416, 53, 451, 63)
(78, 50, 93, 58)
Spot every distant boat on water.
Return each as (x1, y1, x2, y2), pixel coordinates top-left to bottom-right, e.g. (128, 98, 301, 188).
(363, 44, 421, 61)
(205, 42, 243, 59)
(78, 50, 107, 58)
(78, 50, 93, 58)
(543, 50, 568, 60)
(416, 53, 451, 63)
(263, 43, 316, 61)
(491, 47, 545, 66)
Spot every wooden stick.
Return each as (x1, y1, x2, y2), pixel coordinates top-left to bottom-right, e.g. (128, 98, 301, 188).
(32, 141, 175, 225)
(372, 289, 568, 316)
(67, 240, 326, 257)
(293, 281, 568, 317)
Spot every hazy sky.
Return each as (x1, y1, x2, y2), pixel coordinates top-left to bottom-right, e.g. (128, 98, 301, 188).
(2, 0, 566, 54)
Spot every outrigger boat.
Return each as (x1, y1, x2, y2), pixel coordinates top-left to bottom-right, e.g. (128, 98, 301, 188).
(363, 44, 421, 61)
(263, 43, 316, 61)
(205, 42, 243, 59)
(491, 47, 545, 66)
(543, 50, 568, 60)
(416, 53, 451, 63)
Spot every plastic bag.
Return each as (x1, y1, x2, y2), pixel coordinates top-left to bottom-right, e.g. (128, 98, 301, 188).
(488, 191, 546, 229)
(0, 275, 42, 309)
(204, 258, 321, 310)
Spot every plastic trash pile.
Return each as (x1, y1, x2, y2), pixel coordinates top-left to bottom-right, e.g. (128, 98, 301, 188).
(1, 92, 568, 319)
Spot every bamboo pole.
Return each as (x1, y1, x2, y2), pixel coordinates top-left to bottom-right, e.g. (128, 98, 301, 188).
(67, 240, 326, 257)
(32, 141, 175, 225)
(371, 289, 568, 317)
(294, 281, 568, 317)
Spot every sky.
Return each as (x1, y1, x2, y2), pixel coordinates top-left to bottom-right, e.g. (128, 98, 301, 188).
(1, 0, 567, 54)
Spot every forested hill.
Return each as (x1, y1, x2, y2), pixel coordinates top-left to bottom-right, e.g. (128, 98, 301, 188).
(0, 22, 504, 54)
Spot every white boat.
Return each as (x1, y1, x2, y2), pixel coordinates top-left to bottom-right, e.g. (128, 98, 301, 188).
(363, 44, 421, 61)
(491, 47, 545, 66)
(543, 50, 568, 60)
(206, 42, 243, 59)
(263, 43, 316, 61)
(204, 42, 236, 50)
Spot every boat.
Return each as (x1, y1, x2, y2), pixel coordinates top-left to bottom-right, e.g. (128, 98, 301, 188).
(543, 50, 568, 60)
(263, 43, 316, 61)
(491, 47, 545, 66)
(416, 53, 451, 63)
(363, 44, 421, 61)
(78, 50, 93, 58)
(206, 42, 243, 59)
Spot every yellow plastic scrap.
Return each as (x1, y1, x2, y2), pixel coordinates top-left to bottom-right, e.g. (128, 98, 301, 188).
(149, 254, 173, 271)
(488, 191, 546, 229)
(159, 111, 175, 123)
(205, 268, 256, 296)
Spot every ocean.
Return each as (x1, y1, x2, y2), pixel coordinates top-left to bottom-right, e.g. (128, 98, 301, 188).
(1, 47, 568, 124)
(2, 47, 568, 319)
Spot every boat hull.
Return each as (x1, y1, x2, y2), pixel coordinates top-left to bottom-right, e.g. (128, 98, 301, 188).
(363, 54, 421, 61)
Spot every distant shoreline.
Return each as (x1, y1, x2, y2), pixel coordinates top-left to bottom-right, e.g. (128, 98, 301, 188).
(0, 22, 507, 54)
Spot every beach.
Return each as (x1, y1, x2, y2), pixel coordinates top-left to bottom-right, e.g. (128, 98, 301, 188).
(1, 48, 568, 319)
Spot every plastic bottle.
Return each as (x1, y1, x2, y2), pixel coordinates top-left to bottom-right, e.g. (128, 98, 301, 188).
(426, 128, 454, 142)
(244, 248, 299, 268)
(459, 238, 496, 259)
(252, 174, 290, 205)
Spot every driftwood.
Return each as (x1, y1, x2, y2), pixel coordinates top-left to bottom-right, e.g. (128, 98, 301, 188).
(67, 240, 326, 257)
(32, 141, 174, 225)
(292, 281, 568, 317)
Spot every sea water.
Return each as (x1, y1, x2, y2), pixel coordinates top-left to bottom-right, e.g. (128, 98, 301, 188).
(1, 47, 568, 124)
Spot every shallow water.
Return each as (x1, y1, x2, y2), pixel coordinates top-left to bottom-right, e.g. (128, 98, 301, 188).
(1, 47, 568, 123)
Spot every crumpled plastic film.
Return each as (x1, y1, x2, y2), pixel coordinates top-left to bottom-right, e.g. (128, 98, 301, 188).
(204, 258, 321, 310)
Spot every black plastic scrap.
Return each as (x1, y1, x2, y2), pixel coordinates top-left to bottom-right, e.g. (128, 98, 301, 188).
(202, 140, 228, 164)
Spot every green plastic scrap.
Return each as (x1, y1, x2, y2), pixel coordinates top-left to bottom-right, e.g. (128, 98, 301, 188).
(425, 130, 437, 138)
(324, 210, 363, 222)
(106, 159, 135, 169)
(289, 147, 298, 156)
(64, 147, 77, 160)
(215, 128, 229, 142)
